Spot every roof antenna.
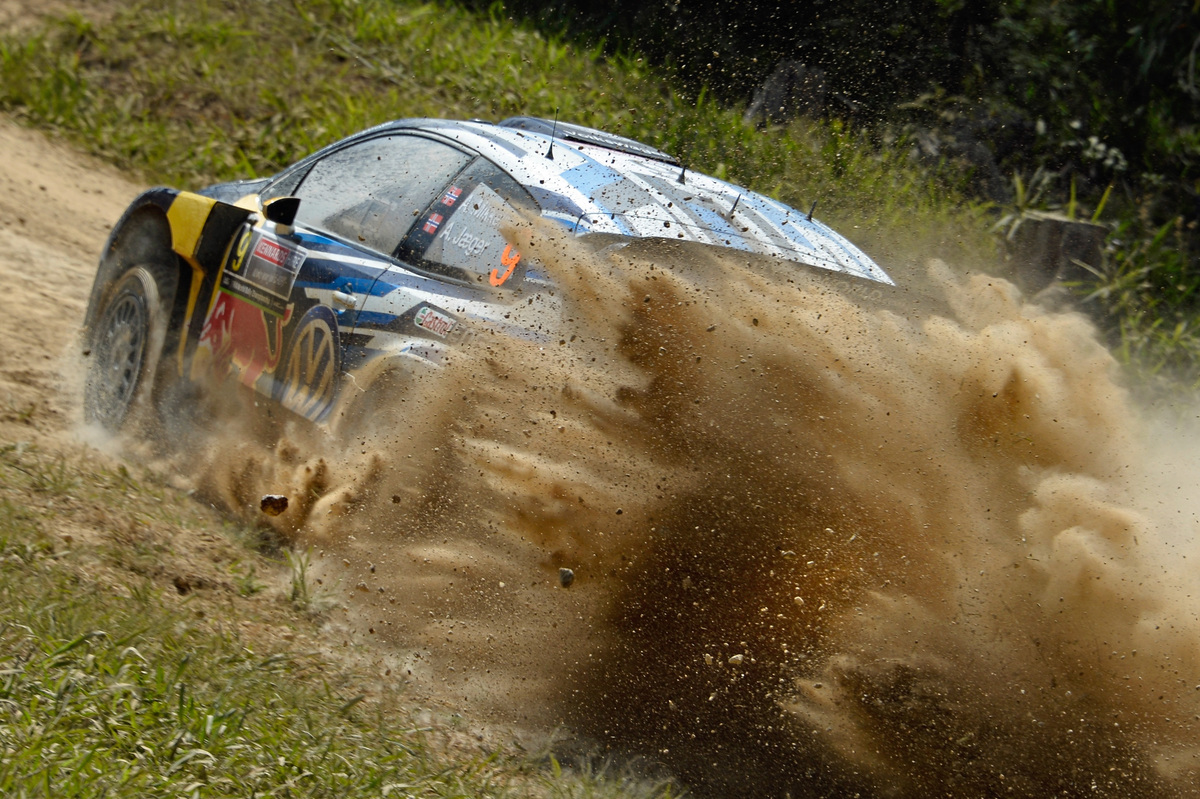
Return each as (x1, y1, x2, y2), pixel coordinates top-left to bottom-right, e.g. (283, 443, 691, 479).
(806, 200, 817, 222)
(545, 108, 559, 160)
(677, 164, 687, 184)
(728, 192, 742, 218)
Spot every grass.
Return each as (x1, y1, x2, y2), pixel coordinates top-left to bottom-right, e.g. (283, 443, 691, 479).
(3, 568, 394, 797)
(0, 566, 572, 798)
(1077, 213, 1200, 397)
(0, 0, 990, 262)
(286, 547, 333, 613)
(0, 445, 78, 495)
(0, 436, 674, 798)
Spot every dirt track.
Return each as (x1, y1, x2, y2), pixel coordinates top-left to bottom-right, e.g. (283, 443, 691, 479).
(0, 119, 142, 442)
(0, 121, 303, 615)
(0, 118, 428, 715)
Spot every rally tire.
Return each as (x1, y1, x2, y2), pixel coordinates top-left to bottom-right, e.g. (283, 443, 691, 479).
(278, 305, 341, 422)
(83, 265, 173, 432)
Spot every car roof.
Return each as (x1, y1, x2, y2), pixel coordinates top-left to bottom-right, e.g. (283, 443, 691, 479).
(497, 116, 680, 165)
(313, 117, 891, 284)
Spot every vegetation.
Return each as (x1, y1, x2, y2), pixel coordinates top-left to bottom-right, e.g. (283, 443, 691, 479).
(463, 0, 1197, 216)
(0, 0, 1195, 793)
(0, 0, 989, 256)
(0, 439, 671, 798)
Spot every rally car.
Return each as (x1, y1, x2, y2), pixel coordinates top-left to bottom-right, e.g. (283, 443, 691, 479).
(82, 116, 891, 432)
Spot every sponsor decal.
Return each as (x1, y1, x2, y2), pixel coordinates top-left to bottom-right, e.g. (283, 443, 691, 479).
(414, 305, 457, 338)
(252, 237, 289, 266)
(441, 186, 462, 207)
(195, 291, 294, 390)
(220, 227, 306, 317)
(423, 213, 444, 234)
(489, 243, 522, 287)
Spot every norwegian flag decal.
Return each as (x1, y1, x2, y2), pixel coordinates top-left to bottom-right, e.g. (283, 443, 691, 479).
(442, 186, 462, 207)
(423, 213, 444, 235)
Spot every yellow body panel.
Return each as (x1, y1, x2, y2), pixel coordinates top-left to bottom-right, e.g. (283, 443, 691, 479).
(165, 192, 217, 261)
(166, 192, 218, 374)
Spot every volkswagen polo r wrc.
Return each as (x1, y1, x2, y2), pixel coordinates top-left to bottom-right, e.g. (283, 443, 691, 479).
(82, 116, 892, 433)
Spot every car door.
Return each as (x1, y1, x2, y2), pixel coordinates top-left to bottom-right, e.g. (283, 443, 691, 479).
(280, 134, 480, 419)
(197, 133, 475, 421)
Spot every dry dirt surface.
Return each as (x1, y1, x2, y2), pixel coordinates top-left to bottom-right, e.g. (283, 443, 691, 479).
(0, 118, 343, 669)
(0, 118, 141, 437)
(0, 0, 120, 32)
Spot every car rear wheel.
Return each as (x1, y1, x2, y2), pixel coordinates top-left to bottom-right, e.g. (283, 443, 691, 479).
(84, 265, 174, 431)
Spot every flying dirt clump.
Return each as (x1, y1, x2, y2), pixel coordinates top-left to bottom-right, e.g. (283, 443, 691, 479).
(182, 223, 1200, 798)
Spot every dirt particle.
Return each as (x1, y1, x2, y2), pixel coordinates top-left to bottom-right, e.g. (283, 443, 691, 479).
(259, 494, 288, 516)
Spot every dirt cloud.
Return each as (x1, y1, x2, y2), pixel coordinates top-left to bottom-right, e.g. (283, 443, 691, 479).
(185, 226, 1200, 797)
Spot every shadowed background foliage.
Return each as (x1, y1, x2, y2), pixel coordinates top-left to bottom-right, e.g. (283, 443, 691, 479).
(464, 0, 1198, 214)
(2, 0, 1199, 390)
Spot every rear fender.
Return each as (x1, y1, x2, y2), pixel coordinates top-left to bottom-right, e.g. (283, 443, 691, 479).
(87, 189, 256, 375)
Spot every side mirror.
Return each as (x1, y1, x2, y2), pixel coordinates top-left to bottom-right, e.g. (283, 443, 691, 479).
(264, 196, 301, 227)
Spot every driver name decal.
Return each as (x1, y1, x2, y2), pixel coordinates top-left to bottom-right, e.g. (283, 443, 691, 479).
(464, 197, 502, 227)
(446, 227, 490, 258)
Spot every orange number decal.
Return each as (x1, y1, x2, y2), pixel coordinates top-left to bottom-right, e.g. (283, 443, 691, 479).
(489, 244, 521, 287)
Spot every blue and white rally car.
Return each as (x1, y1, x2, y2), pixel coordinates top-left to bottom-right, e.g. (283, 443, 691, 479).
(83, 117, 890, 431)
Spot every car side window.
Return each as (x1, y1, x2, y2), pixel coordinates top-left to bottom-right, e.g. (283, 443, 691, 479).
(398, 160, 538, 289)
(290, 135, 474, 255)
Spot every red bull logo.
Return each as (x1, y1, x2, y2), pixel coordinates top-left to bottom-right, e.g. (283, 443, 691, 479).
(196, 291, 293, 391)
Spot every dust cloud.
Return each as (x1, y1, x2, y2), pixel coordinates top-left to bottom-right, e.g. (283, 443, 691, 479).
(184, 225, 1200, 797)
